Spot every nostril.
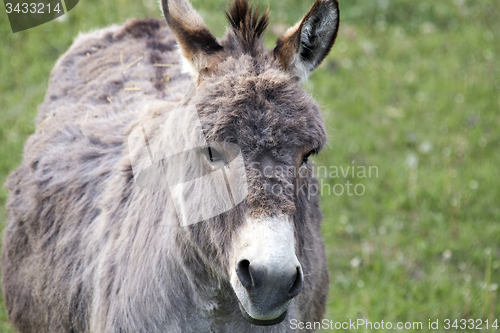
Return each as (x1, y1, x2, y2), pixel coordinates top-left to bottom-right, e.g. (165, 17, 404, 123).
(288, 266, 303, 299)
(236, 260, 253, 290)
(236, 260, 302, 300)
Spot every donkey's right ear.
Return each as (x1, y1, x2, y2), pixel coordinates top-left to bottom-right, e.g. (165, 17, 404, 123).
(274, 0, 339, 82)
(161, 0, 223, 79)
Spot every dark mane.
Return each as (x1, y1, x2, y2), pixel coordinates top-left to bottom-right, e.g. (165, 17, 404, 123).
(226, 0, 269, 52)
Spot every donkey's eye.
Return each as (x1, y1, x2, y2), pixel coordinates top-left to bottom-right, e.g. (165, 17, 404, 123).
(301, 148, 318, 166)
(206, 146, 225, 163)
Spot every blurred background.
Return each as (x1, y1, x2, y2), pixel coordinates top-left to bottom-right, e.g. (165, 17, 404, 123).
(0, 0, 499, 331)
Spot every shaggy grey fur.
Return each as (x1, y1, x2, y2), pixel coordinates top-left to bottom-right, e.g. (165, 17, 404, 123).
(2, 0, 339, 332)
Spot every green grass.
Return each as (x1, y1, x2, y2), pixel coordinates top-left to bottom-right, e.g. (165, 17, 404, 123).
(1, 0, 499, 332)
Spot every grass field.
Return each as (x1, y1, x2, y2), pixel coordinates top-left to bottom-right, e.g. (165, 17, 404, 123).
(1, 0, 499, 331)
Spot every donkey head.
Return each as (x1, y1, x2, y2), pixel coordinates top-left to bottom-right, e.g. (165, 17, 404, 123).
(161, 0, 339, 325)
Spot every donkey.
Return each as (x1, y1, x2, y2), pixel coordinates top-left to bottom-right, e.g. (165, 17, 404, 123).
(1, 0, 339, 332)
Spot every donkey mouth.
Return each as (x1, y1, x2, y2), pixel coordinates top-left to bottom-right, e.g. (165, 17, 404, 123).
(238, 302, 287, 326)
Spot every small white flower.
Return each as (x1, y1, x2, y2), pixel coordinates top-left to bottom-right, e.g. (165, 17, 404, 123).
(418, 141, 433, 154)
(56, 14, 68, 23)
(350, 257, 361, 268)
(442, 250, 452, 261)
(406, 154, 418, 169)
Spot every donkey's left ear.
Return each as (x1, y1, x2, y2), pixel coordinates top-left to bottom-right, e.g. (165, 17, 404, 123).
(274, 0, 339, 82)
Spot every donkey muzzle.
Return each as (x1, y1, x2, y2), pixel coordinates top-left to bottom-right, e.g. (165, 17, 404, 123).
(230, 215, 303, 325)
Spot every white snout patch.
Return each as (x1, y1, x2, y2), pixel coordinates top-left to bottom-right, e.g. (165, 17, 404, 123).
(230, 215, 298, 321)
